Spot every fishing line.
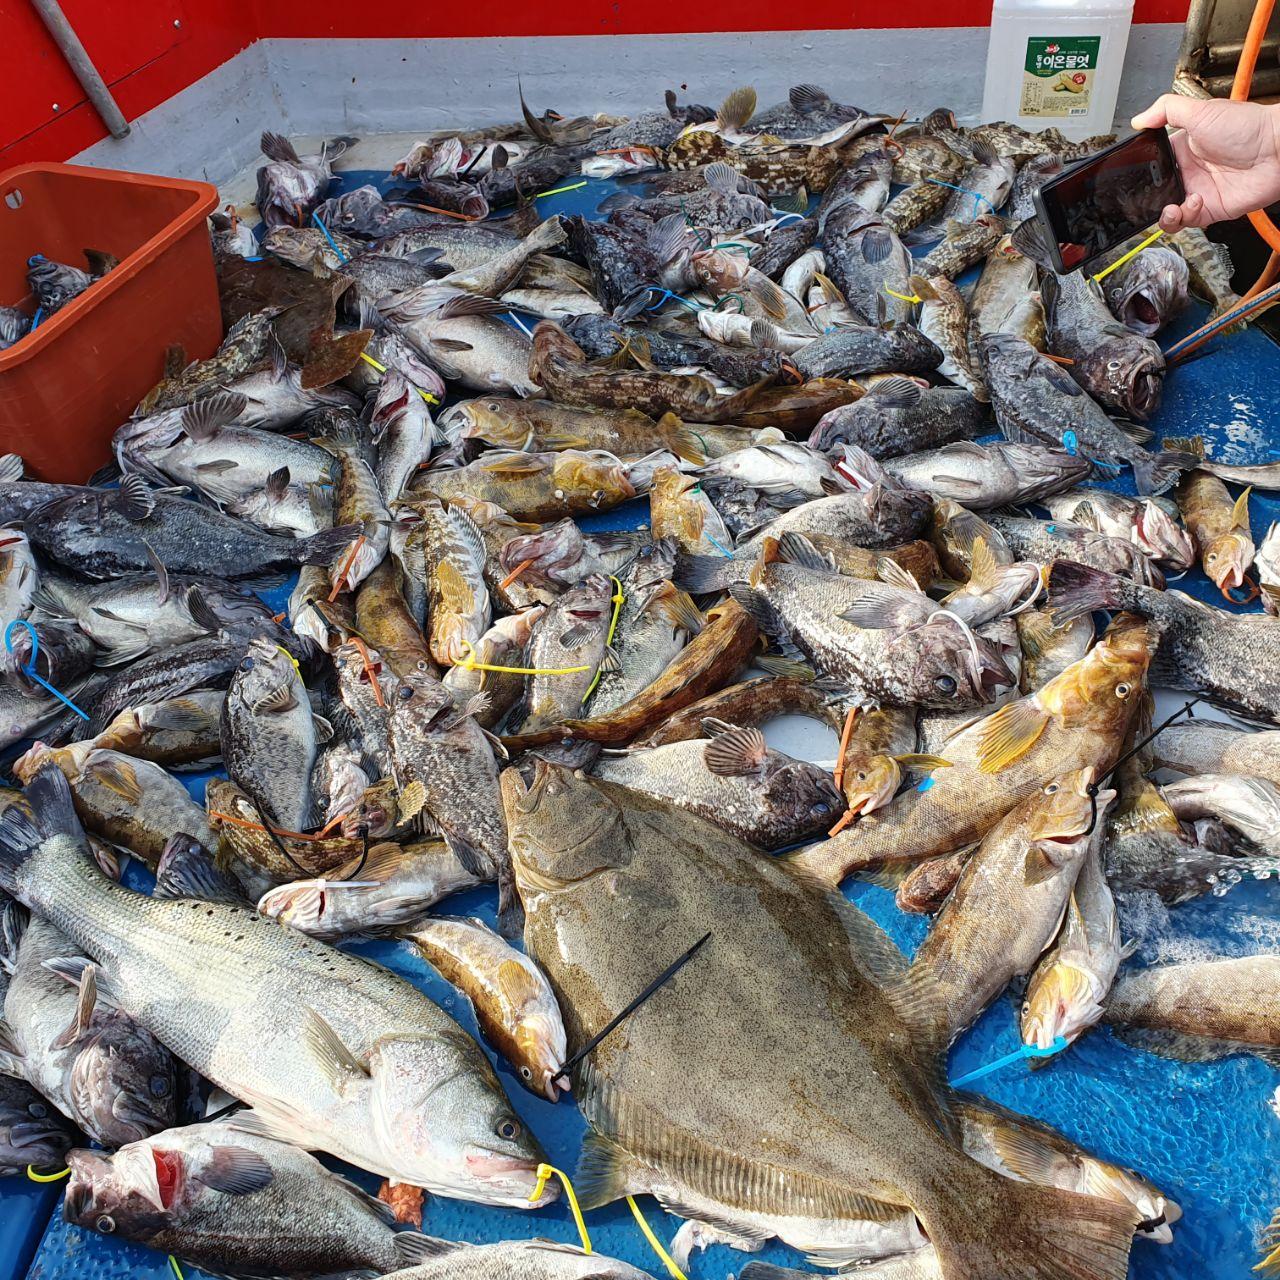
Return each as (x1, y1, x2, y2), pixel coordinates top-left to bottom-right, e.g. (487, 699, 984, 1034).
(551, 932, 712, 1088)
(1081, 697, 1201, 837)
(3, 620, 89, 720)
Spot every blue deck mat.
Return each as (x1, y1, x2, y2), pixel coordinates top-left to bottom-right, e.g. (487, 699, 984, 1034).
(4, 166, 1280, 1280)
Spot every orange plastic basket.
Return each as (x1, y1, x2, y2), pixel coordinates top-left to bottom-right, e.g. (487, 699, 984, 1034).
(0, 163, 221, 482)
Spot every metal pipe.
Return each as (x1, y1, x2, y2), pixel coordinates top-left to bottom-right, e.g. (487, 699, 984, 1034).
(30, 0, 131, 139)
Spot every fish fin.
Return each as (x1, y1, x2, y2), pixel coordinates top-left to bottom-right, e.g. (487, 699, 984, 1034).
(717, 86, 757, 133)
(261, 130, 300, 164)
(774, 531, 836, 573)
(748, 318, 785, 350)
(1009, 216, 1057, 272)
(1108, 1023, 1265, 1064)
(836, 583, 925, 629)
(433, 292, 506, 321)
(155, 835, 242, 902)
(746, 274, 789, 321)
(83, 755, 143, 805)
(739, 1266, 805, 1280)
(1112, 418, 1154, 445)
(877, 555, 925, 593)
(1024, 840, 1073, 887)
(558, 620, 603, 652)
(649, 583, 704, 634)
(858, 229, 894, 265)
(1232, 484, 1253, 531)
(0, 1017, 21, 1069)
(265, 465, 292, 502)
(312, 713, 334, 744)
(702, 724, 768, 775)
(597, 644, 623, 675)
(1160, 433, 1205, 458)
(967, 535, 999, 591)
(443, 830, 496, 882)
(183, 586, 223, 635)
(574, 1131, 636, 1208)
(789, 83, 831, 114)
(0, 455, 22, 482)
(50, 962, 97, 1050)
(673, 553, 734, 594)
(497, 957, 541, 1007)
(478, 453, 546, 476)
(910, 272, 939, 303)
(813, 272, 845, 308)
(1132, 449, 1197, 497)
(727, 583, 805, 661)
(649, 212, 694, 268)
(180, 391, 247, 442)
(1045, 560, 1127, 625)
(1016, 609, 1057, 659)
(753, 654, 817, 679)
(396, 779, 427, 823)
(976, 697, 1049, 773)
(434, 559, 477, 615)
(252, 683, 299, 715)
(392, 1233, 459, 1265)
(771, 188, 809, 215)
(704, 161, 743, 194)
(115, 474, 156, 522)
(29, 586, 74, 621)
(867, 374, 922, 409)
(196, 1146, 275, 1196)
(893, 753, 952, 773)
(304, 1008, 371, 1093)
(299, 523, 366, 567)
(924, 1179, 1138, 1280)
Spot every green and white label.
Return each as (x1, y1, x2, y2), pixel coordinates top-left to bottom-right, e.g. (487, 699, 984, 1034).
(1020, 36, 1101, 118)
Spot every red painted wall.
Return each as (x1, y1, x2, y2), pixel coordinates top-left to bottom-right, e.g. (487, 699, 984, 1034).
(2, 0, 1188, 169)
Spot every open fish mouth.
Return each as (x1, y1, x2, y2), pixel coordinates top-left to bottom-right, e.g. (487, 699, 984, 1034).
(1122, 291, 1163, 337)
(463, 1151, 558, 1207)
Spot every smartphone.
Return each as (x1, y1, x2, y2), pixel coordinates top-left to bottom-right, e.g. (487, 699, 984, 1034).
(1031, 128, 1184, 273)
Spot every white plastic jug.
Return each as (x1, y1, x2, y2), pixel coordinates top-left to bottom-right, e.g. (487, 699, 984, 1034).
(981, 0, 1136, 139)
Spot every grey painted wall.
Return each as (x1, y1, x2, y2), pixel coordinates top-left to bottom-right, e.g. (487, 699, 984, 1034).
(75, 25, 1184, 186)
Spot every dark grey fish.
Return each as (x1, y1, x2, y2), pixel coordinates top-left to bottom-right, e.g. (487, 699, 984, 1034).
(479, 148, 580, 208)
(0, 307, 30, 351)
(565, 216, 657, 311)
(808, 376, 987, 456)
(821, 202, 914, 324)
(792, 325, 941, 381)
(1009, 153, 1066, 222)
(987, 514, 1161, 586)
(255, 132, 353, 229)
(750, 83, 880, 139)
(0, 1073, 76, 1175)
(25, 478, 358, 581)
(978, 332, 1195, 496)
(750, 217, 819, 280)
(1040, 272, 1166, 422)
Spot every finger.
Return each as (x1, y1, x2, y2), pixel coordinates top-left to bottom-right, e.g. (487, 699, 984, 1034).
(1131, 93, 1200, 133)
(1158, 203, 1186, 232)
(1130, 98, 1170, 130)
(1181, 191, 1214, 228)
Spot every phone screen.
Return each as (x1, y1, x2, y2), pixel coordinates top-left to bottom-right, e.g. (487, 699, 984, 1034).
(1035, 129, 1184, 271)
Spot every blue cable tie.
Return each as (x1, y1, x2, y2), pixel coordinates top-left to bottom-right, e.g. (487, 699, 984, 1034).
(950, 1035, 1068, 1088)
(242, 255, 264, 263)
(29, 307, 43, 331)
(916, 775, 936, 793)
(4, 620, 89, 721)
(644, 287, 704, 314)
(310, 210, 348, 264)
(923, 177, 996, 219)
(703, 531, 734, 559)
(1060, 429, 1124, 473)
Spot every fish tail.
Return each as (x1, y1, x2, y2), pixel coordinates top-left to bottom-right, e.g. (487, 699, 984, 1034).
(1045, 561, 1131, 626)
(298, 522, 365, 567)
(673, 552, 737, 593)
(0, 760, 86, 900)
(920, 1172, 1139, 1280)
(1132, 448, 1197, 497)
(495, 860, 526, 939)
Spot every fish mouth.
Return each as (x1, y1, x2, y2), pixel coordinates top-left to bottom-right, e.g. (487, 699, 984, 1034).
(463, 1151, 559, 1208)
(1126, 363, 1164, 421)
(1123, 292, 1162, 337)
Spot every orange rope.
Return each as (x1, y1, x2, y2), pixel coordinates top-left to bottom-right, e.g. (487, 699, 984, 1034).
(328, 534, 366, 602)
(1244, 250, 1280, 300)
(498, 558, 535, 591)
(402, 202, 482, 222)
(1044, 353, 1076, 366)
(315, 808, 355, 838)
(208, 810, 323, 843)
(1233, 0, 1280, 255)
(827, 810, 857, 837)
(352, 636, 384, 707)
(831, 705, 858, 791)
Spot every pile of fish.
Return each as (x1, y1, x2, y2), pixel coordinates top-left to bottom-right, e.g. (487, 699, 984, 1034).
(0, 81, 1276, 1280)
(0, 251, 120, 350)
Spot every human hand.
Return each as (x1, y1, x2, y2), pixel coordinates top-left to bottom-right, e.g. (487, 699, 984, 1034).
(1131, 95, 1280, 230)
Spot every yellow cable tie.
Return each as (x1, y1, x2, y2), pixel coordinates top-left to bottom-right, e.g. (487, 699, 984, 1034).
(1092, 228, 1164, 285)
(884, 283, 922, 304)
(626, 1196, 689, 1280)
(276, 645, 303, 682)
(169, 1257, 185, 1280)
(357, 350, 439, 404)
(26, 1165, 70, 1182)
(581, 576, 627, 703)
(456, 640, 589, 677)
(527, 1163, 592, 1253)
(536, 181, 589, 199)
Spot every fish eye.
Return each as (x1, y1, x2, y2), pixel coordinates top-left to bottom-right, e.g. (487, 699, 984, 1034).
(398, 685, 414, 701)
(856, 771, 867, 781)
(27, 1101, 47, 1119)
(486, 402, 500, 411)
(812, 802, 830, 816)
(1115, 683, 1131, 698)
(96, 1216, 115, 1234)
(496, 1117, 522, 1141)
(149, 1074, 171, 1098)
(519, 1066, 533, 1080)
(934, 675, 956, 694)
(1207, 552, 1217, 562)
(240, 657, 255, 671)
(1106, 359, 1121, 372)
(1044, 783, 1060, 794)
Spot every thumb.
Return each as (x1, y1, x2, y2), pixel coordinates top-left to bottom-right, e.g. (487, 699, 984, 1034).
(1131, 93, 1197, 132)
